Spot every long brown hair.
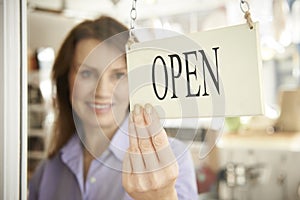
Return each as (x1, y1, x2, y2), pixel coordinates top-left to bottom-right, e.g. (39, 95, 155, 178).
(48, 16, 128, 158)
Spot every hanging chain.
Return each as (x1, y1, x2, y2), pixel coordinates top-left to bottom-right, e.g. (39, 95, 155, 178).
(240, 0, 250, 13)
(127, 0, 138, 50)
(130, 0, 137, 37)
(240, 0, 254, 29)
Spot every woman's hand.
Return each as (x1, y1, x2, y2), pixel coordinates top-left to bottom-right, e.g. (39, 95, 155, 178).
(122, 104, 179, 200)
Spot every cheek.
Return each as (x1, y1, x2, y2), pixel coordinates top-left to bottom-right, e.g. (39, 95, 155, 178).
(113, 78, 129, 103)
(69, 74, 95, 101)
(68, 73, 75, 102)
(72, 84, 95, 101)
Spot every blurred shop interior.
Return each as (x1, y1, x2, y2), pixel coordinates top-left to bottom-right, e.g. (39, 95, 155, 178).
(27, 0, 300, 199)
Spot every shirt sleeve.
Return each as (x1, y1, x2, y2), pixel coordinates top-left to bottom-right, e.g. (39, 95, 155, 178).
(171, 139, 199, 200)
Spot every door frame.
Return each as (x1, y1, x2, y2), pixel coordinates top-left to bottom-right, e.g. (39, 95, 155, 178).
(0, 0, 27, 199)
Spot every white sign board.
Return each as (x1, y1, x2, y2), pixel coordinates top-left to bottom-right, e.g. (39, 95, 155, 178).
(126, 23, 264, 118)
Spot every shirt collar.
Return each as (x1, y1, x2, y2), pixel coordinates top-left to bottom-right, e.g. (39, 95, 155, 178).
(60, 134, 82, 162)
(60, 134, 83, 186)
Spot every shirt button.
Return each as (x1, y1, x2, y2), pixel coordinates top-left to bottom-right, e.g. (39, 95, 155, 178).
(90, 177, 96, 184)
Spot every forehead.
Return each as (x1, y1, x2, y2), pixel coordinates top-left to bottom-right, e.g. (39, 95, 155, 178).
(74, 39, 100, 62)
(74, 38, 126, 69)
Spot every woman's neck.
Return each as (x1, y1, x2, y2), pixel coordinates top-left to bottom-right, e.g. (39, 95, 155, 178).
(81, 124, 117, 182)
(81, 124, 117, 158)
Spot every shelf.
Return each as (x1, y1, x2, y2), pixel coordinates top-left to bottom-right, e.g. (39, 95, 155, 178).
(28, 104, 45, 111)
(217, 131, 300, 152)
(28, 128, 46, 137)
(28, 151, 46, 159)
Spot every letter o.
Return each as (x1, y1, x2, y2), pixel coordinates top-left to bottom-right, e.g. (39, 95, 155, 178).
(152, 56, 168, 100)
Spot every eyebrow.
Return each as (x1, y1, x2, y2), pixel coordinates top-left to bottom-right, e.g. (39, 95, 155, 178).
(74, 63, 97, 72)
(110, 66, 127, 71)
(77, 63, 95, 69)
(75, 61, 126, 72)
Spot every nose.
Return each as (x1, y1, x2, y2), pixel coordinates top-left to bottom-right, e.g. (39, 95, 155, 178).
(94, 75, 112, 97)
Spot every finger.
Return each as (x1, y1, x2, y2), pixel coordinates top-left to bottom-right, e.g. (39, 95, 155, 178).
(142, 151, 160, 172)
(133, 104, 149, 139)
(152, 131, 169, 151)
(128, 114, 147, 173)
(144, 104, 164, 137)
(129, 152, 145, 173)
(133, 104, 161, 170)
(138, 138, 153, 152)
(156, 146, 177, 167)
(132, 104, 145, 127)
(138, 137, 161, 172)
(143, 104, 169, 151)
(122, 152, 132, 173)
(128, 113, 139, 152)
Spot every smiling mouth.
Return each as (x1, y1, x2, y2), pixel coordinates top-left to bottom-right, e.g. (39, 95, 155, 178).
(88, 103, 112, 113)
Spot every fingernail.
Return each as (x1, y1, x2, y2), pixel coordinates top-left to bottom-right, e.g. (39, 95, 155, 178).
(129, 113, 133, 122)
(145, 103, 152, 114)
(134, 104, 141, 115)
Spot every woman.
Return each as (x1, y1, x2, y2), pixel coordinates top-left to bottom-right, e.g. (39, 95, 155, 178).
(29, 16, 198, 200)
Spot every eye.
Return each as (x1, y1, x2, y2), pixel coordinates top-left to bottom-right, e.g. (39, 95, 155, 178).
(79, 69, 94, 79)
(114, 72, 126, 79)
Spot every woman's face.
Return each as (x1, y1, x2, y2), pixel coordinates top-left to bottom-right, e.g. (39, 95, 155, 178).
(69, 38, 129, 134)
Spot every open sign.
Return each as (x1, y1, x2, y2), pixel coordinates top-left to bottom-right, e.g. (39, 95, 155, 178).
(126, 23, 264, 118)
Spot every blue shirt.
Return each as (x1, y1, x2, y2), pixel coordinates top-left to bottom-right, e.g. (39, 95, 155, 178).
(29, 118, 198, 200)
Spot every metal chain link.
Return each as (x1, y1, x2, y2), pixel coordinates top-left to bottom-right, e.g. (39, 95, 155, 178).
(240, 0, 250, 13)
(130, 0, 137, 31)
(127, 0, 138, 50)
